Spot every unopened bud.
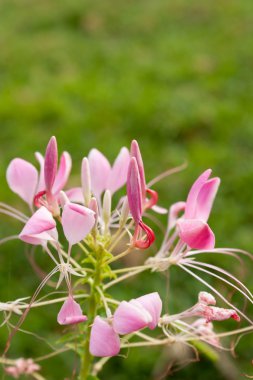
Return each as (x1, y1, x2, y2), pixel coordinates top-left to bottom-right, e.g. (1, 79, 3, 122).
(103, 190, 111, 234)
(120, 197, 129, 227)
(81, 157, 91, 206)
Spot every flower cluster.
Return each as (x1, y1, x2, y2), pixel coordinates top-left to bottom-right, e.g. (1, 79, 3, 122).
(0, 136, 252, 379)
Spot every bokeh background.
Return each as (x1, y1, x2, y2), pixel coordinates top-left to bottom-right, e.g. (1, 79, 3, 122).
(0, 0, 253, 378)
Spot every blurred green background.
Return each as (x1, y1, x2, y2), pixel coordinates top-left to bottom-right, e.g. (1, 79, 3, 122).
(1, 0, 253, 378)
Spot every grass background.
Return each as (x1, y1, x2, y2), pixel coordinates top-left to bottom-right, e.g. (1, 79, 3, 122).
(0, 0, 253, 378)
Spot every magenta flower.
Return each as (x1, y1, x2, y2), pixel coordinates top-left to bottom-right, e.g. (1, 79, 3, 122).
(19, 206, 58, 246)
(35, 136, 72, 215)
(57, 296, 87, 325)
(113, 292, 162, 334)
(88, 147, 130, 199)
(177, 169, 220, 250)
(127, 157, 155, 249)
(90, 316, 121, 357)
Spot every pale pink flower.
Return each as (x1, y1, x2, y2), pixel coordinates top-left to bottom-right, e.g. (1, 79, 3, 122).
(113, 292, 162, 334)
(88, 147, 130, 199)
(57, 296, 87, 325)
(61, 201, 95, 246)
(90, 316, 121, 357)
(5, 358, 41, 378)
(177, 169, 220, 250)
(19, 206, 58, 246)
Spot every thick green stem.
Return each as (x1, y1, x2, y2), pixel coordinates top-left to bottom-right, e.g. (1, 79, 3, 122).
(79, 246, 104, 380)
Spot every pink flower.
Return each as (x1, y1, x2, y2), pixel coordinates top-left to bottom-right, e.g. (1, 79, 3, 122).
(35, 136, 72, 215)
(88, 147, 130, 199)
(113, 292, 162, 334)
(19, 206, 58, 246)
(127, 157, 155, 249)
(89, 316, 121, 357)
(6, 136, 72, 214)
(5, 358, 41, 378)
(57, 296, 87, 325)
(177, 169, 220, 250)
(61, 201, 95, 246)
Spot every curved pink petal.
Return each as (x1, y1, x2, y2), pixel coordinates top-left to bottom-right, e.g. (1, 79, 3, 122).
(177, 219, 215, 250)
(44, 136, 58, 192)
(90, 316, 120, 357)
(127, 157, 142, 223)
(107, 147, 130, 194)
(113, 300, 152, 335)
(195, 177, 220, 222)
(65, 187, 84, 203)
(184, 169, 212, 219)
(168, 201, 186, 229)
(57, 296, 87, 325)
(6, 158, 38, 206)
(135, 292, 162, 329)
(151, 204, 168, 215)
(52, 151, 72, 195)
(88, 149, 111, 199)
(130, 140, 146, 201)
(19, 206, 58, 245)
(35, 152, 45, 193)
(61, 203, 95, 245)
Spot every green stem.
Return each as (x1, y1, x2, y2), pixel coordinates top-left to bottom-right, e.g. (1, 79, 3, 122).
(79, 246, 104, 380)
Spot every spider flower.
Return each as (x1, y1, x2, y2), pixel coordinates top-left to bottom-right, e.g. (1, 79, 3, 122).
(88, 147, 130, 200)
(113, 292, 162, 334)
(90, 316, 121, 357)
(19, 206, 58, 246)
(177, 169, 220, 250)
(57, 296, 87, 325)
(127, 157, 155, 249)
(5, 358, 41, 379)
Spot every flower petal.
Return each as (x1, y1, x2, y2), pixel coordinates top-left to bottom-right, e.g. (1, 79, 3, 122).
(88, 149, 111, 199)
(127, 157, 142, 223)
(57, 296, 87, 325)
(135, 292, 162, 329)
(6, 158, 38, 206)
(35, 152, 45, 193)
(44, 136, 58, 193)
(130, 140, 146, 201)
(107, 147, 130, 194)
(52, 152, 72, 195)
(195, 177, 220, 222)
(184, 169, 212, 219)
(65, 187, 84, 203)
(61, 203, 95, 245)
(177, 219, 215, 250)
(90, 316, 120, 357)
(19, 206, 58, 245)
(168, 201, 186, 229)
(113, 300, 152, 334)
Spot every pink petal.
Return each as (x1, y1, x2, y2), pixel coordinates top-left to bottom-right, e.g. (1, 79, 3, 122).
(184, 169, 212, 219)
(168, 201, 186, 229)
(61, 203, 95, 245)
(6, 158, 38, 206)
(81, 157, 91, 205)
(19, 206, 58, 245)
(203, 306, 240, 322)
(107, 147, 130, 194)
(130, 140, 146, 201)
(151, 204, 168, 215)
(52, 152, 72, 195)
(195, 177, 220, 222)
(177, 219, 215, 250)
(90, 316, 120, 357)
(113, 300, 152, 334)
(198, 291, 216, 306)
(88, 149, 111, 199)
(35, 152, 45, 193)
(44, 136, 58, 192)
(127, 157, 142, 223)
(65, 187, 84, 203)
(135, 292, 162, 329)
(57, 296, 87, 325)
